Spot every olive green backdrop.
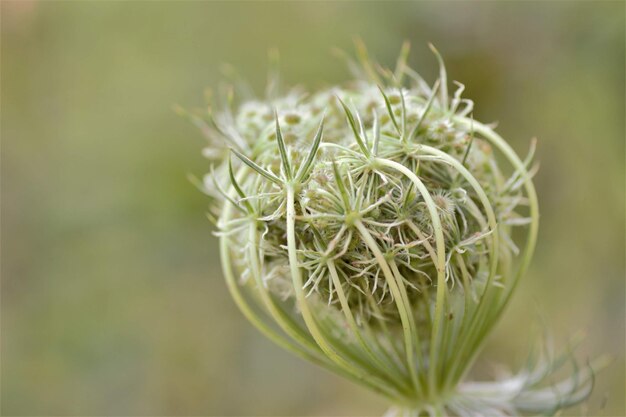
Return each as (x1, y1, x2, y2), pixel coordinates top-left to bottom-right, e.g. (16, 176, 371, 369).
(2, 1, 624, 416)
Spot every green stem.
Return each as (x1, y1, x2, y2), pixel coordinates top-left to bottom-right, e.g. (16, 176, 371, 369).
(450, 117, 540, 385)
(327, 259, 413, 394)
(354, 220, 423, 399)
(414, 146, 502, 391)
(285, 185, 404, 401)
(220, 199, 330, 369)
(374, 157, 447, 398)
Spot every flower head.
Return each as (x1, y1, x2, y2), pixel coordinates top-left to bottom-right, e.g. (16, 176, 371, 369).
(186, 42, 597, 415)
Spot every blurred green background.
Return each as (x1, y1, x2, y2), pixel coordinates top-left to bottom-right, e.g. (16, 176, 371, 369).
(2, 1, 624, 416)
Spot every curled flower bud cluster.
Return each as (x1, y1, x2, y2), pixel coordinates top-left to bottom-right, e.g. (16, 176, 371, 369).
(186, 44, 597, 416)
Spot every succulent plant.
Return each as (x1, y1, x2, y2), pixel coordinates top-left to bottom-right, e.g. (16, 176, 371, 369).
(183, 42, 598, 416)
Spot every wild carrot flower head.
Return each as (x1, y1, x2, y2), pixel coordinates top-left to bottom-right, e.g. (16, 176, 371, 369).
(184, 42, 598, 416)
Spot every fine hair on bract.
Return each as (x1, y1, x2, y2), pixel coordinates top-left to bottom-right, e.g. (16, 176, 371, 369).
(182, 41, 601, 416)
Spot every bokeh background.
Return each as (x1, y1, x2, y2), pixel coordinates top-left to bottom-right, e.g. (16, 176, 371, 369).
(2, 1, 624, 416)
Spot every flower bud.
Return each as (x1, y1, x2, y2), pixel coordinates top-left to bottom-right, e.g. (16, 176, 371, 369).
(190, 43, 597, 416)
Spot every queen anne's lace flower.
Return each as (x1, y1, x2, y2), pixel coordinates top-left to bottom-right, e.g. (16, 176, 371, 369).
(184, 43, 597, 416)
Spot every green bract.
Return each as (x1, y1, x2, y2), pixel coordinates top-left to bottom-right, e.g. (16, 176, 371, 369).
(187, 43, 596, 416)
